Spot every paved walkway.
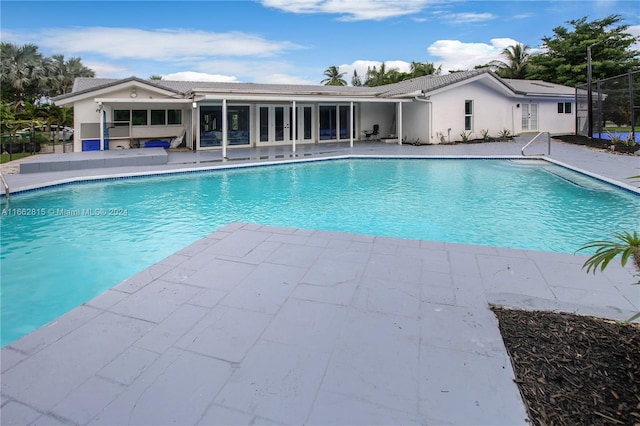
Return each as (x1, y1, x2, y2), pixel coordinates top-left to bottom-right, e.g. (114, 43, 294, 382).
(1, 139, 639, 425)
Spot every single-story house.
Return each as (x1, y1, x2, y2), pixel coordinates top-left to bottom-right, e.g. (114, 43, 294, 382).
(53, 69, 577, 154)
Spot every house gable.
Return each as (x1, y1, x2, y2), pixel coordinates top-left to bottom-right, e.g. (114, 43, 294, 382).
(54, 77, 183, 106)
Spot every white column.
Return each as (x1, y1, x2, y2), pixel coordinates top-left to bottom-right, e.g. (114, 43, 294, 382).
(292, 100, 297, 153)
(397, 102, 403, 145)
(350, 101, 354, 148)
(222, 99, 228, 159)
(99, 106, 104, 151)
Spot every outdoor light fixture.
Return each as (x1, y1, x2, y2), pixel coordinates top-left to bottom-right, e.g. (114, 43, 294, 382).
(192, 101, 197, 109)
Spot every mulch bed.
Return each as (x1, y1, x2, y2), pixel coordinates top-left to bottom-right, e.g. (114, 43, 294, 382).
(492, 307, 640, 426)
(553, 134, 639, 155)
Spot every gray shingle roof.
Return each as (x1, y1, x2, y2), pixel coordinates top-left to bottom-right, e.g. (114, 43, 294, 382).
(60, 69, 573, 102)
(502, 79, 575, 96)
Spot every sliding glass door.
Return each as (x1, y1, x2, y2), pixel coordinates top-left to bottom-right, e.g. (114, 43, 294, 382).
(258, 105, 314, 145)
(199, 105, 250, 148)
(319, 104, 354, 141)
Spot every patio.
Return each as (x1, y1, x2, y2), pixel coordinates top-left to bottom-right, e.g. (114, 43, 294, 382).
(1, 138, 638, 425)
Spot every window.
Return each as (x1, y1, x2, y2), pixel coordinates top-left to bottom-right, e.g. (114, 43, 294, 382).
(151, 110, 165, 125)
(464, 100, 473, 131)
(303, 107, 312, 140)
(558, 102, 572, 114)
(319, 106, 337, 140)
(131, 110, 147, 126)
(113, 109, 130, 126)
(167, 109, 182, 125)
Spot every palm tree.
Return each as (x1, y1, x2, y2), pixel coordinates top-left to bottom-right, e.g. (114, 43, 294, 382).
(351, 70, 362, 87)
(1, 43, 47, 105)
(46, 54, 94, 96)
(365, 63, 389, 86)
(149, 75, 163, 80)
(321, 66, 347, 86)
(409, 61, 441, 78)
(491, 44, 531, 79)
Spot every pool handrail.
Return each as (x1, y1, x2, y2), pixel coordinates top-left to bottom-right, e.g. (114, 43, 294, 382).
(0, 170, 9, 202)
(522, 132, 551, 156)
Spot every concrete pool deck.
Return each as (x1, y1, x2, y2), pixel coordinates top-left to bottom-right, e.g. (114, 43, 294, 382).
(1, 138, 639, 425)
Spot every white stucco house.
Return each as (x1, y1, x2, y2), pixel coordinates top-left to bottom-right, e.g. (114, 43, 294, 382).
(53, 69, 576, 153)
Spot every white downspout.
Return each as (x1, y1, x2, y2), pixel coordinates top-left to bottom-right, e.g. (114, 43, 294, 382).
(222, 98, 228, 159)
(414, 95, 433, 143)
(98, 103, 104, 151)
(397, 102, 403, 145)
(350, 101, 354, 148)
(292, 100, 297, 154)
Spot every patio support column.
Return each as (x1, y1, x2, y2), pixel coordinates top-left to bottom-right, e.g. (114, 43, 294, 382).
(222, 98, 228, 159)
(292, 100, 297, 153)
(397, 102, 403, 145)
(350, 101, 354, 148)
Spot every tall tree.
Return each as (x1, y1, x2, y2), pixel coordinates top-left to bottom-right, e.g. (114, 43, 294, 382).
(365, 63, 396, 86)
(528, 15, 640, 86)
(351, 70, 362, 86)
(321, 66, 347, 86)
(0, 43, 46, 105)
(409, 61, 441, 78)
(46, 54, 95, 96)
(1, 43, 94, 104)
(490, 44, 531, 79)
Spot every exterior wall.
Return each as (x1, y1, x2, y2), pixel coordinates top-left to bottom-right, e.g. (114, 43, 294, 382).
(430, 80, 516, 143)
(72, 98, 103, 152)
(359, 103, 395, 139)
(70, 85, 189, 151)
(527, 98, 575, 134)
(401, 101, 430, 144)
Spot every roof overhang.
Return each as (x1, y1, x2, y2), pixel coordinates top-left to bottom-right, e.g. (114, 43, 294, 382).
(199, 94, 411, 103)
(94, 98, 193, 105)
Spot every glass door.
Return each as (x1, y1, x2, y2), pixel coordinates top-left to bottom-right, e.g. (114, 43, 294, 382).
(521, 103, 539, 131)
(289, 105, 314, 143)
(275, 106, 287, 142)
(258, 105, 290, 145)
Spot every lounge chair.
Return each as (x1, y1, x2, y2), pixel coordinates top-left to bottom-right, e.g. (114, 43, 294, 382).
(364, 124, 379, 140)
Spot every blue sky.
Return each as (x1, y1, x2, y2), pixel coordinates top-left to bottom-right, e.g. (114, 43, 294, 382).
(1, 0, 638, 85)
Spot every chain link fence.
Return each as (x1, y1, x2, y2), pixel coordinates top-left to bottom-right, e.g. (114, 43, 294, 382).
(576, 70, 639, 143)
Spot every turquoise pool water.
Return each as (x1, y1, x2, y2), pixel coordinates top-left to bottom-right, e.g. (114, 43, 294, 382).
(1, 158, 639, 346)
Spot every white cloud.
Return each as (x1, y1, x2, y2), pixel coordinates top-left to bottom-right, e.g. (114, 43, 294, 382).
(162, 71, 239, 83)
(187, 59, 316, 84)
(427, 38, 520, 72)
(446, 12, 495, 24)
(260, 0, 432, 21)
(9, 27, 302, 60)
(84, 62, 134, 79)
(260, 73, 318, 85)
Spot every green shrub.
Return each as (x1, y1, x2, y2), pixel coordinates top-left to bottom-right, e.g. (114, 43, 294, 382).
(459, 131, 471, 143)
(498, 128, 512, 139)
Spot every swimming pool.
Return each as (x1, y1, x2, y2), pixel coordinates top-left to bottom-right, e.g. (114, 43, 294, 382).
(1, 158, 639, 346)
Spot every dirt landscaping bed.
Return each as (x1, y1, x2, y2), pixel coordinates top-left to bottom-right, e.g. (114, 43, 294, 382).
(553, 134, 639, 155)
(492, 307, 640, 425)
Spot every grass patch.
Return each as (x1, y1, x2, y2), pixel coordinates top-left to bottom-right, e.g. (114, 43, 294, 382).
(1, 152, 33, 164)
